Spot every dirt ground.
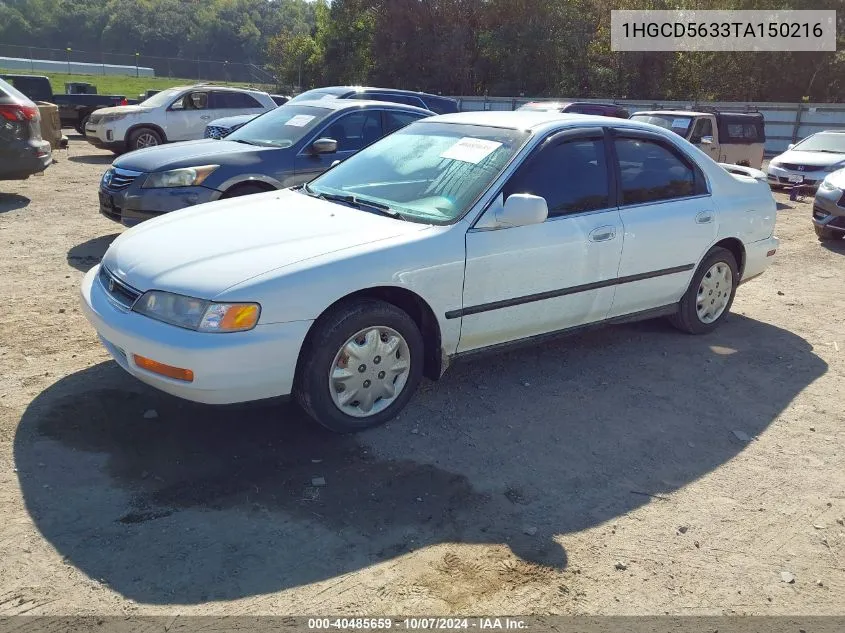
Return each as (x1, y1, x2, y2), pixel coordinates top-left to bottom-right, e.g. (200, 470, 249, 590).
(0, 136, 843, 617)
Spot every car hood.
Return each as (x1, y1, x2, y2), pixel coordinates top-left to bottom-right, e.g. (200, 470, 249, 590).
(113, 139, 275, 172)
(93, 105, 152, 116)
(102, 188, 430, 298)
(210, 114, 258, 128)
(773, 149, 845, 168)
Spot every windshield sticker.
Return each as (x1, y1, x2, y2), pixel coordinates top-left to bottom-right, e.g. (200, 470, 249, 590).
(284, 114, 316, 127)
(671, 118, 691, 128)
(440, 137, 503, 164)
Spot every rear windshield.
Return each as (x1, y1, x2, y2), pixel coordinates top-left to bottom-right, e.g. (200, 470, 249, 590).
(0, 77, 33, 104)
(288, 88, 348, 104)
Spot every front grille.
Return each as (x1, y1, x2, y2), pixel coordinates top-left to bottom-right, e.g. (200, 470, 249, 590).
(98, 266, 142, 309)
(779, 163, 822, 172)
(103, 167, 142, 191)
(204, 125, 229, 139)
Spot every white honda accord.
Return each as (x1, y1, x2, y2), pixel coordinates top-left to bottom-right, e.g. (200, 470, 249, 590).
(81, 111, 779, 432)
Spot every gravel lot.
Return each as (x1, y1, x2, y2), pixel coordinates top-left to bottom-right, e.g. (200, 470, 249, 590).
(0, 136, 843, 616)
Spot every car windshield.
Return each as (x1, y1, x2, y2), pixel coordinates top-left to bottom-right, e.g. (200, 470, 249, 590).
(226, 105, 330, 148)
(519, 103, 565, 112)
(307, 121, 530, 225)
(631, 114, 693, 137)
(140, 87, 183, 108)
(287, 88, 347, 104)
(792, 133, 845, 154)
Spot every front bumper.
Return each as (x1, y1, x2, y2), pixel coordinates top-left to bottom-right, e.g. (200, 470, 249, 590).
(85, 126, 126, 152)
(99, 181, 220, 227)
(80, 265, 313, 404)
(740, 235, 780, 284)
(766, 164, 830, 189)
(812, 186, 845, 234)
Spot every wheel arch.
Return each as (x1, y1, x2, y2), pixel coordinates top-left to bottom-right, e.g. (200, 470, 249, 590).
(124, 123, 167, 146)
(295, 286, 444, 385)
(712, 237, 746, 277)
(218, 176, 280, 198)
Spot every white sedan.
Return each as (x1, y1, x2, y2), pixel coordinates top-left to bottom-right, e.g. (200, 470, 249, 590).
(81, 111, 779, 433)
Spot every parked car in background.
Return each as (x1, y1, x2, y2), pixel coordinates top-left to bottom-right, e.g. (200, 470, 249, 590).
(204, 113, 257, 139)
(0, 77, 52, 181)
(518, 101, 629, 118)
(98, 99, 432, 226)
(766, 131, 845, 190)
(82, 111, 779, 432)
(630, 110, 765, 169)
(84, 84, 277, 153)
(812, 168, 845, 240)
(288, 86, 458, 114)
(0, 74, 128, 135)
(270, 94, 290, 105)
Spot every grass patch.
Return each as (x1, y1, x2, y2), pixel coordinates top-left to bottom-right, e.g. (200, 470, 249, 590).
(0, 69, 271, 99)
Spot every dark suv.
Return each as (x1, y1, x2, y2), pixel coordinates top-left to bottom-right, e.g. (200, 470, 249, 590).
(518, 101, 630, 118)
(0, 77, 51, 181)
(288, 86, 458, 114)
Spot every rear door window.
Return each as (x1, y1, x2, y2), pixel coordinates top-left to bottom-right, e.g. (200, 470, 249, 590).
(614, 137, 705, 205)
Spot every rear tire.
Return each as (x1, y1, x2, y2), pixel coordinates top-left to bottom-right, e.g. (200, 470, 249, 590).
(295, 299, 424, 433)
(815, 224, 844, 241)
(128, 127, 163, 152)
(669, 247, 739, 335)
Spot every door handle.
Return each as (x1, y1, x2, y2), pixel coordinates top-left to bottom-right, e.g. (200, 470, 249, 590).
(589, 226, 617, 242)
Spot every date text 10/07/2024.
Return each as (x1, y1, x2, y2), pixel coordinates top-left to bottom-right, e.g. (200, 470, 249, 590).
(307, 618, 529, 630)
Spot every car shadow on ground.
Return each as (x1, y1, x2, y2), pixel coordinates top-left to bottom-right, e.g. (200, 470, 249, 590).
(68, 155, 113, 165)
(66, 233, 120, 272)
(0, 193, 30, 213)
(819, 238, 845, 254)
(13, 314, 827, 604)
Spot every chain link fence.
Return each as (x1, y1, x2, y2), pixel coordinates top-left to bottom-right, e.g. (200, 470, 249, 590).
(0, 44, 276, 86)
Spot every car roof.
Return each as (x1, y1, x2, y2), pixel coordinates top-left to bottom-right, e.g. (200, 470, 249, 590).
(311, 86, 455, 101)
(290, 98, 434, 115)
(168, 84, 269, 94)
(427, 110, 672, 135)
(633, 110, 704, 117)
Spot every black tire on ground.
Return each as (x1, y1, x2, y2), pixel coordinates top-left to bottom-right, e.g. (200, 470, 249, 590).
(295, 299, 424, 433)
(814, 224, 844, 241)
(76, 115, 90, 137)
(128, 127, 163, 152)
(669, 246, 739, 335)
(221, 183, 273, 198)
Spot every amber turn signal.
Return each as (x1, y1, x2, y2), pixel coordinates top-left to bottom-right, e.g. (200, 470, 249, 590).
(133, 354, 194, 382)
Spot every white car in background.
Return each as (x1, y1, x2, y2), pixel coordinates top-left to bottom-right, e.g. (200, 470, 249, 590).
(767, 130, 845, 189)
(84, 84, 276, 153)
(81, 112, 779, 433)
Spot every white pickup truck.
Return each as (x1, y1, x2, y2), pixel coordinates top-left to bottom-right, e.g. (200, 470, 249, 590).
(631, 110, 765, 169)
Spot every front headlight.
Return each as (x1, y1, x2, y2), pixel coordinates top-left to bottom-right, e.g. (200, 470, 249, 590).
(768, 160, 780, 168)
(133, 290, 260, 332)
(142, 165, 219, 188)
(820, 177, 835, 191)
(102, 113, 127, 123)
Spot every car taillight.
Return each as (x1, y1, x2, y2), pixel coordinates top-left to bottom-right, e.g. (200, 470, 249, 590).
(0, 104, 38, 121)
(119, 98, 128, 106)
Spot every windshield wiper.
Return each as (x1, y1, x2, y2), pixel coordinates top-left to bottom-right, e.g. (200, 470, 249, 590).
(310, 189, 403, 218)
(230, 138, 257, 146)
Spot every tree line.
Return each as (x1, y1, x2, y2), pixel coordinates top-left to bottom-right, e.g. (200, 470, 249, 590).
(2, 0, 844, 102)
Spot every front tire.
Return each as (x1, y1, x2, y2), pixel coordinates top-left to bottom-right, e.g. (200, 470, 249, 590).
(669, 247, 739, 334)
(815, 224, 843, 241)
(295, 299, 424, 433)
(76, 115, 90, 137)
(128, 127, 163, 152)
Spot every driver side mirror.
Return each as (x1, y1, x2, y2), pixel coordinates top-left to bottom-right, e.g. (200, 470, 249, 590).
(310, 138, 337, 155)
(485, 193, 548, 229)
(787, 143, 795, 150)
(330, 159, 342, 168)
(700, 135, 713, 144)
